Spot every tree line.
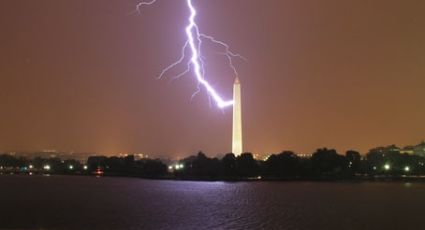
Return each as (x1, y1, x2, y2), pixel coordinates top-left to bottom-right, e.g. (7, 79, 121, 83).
(1, 147, 425, 180)
(0, 154, 167, 178)
(172, 149, 425, 180)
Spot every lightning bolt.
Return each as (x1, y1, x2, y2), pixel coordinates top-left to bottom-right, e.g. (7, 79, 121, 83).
(137, 0, 244, 108)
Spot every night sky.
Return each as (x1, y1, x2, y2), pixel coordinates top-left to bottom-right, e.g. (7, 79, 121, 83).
(1, 0, 424, 158)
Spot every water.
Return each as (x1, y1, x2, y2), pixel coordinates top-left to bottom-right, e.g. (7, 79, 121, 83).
(0, 175, 423, 230)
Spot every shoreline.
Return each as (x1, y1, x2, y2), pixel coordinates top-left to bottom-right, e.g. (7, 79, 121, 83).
(2, 172, 425, 183)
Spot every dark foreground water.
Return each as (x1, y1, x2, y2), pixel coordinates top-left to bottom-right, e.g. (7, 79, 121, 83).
(0, 175, 423, 230)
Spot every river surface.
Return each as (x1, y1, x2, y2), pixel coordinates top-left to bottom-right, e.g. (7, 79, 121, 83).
(0, 175, 423, 230)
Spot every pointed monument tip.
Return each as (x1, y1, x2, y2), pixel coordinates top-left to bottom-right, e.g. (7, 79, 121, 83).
(234, 76, 240, 84)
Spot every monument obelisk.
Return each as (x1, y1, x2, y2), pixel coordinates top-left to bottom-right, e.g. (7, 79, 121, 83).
(232, 76, 242, 155)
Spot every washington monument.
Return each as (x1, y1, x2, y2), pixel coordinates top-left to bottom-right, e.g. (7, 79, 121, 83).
(232, 76, 243, 155)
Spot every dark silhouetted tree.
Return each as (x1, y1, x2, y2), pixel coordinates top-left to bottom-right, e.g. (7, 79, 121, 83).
(346, 150, 361, 176)
(311, 148, 347, 178)
(265, 151, 300, 178)
(221, 153, 237, 177)
(236, 153, 259, 177)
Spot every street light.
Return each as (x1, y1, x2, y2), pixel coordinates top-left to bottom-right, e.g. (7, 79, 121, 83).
(384, 164, 390, 171)
(404, 166, 410, 172)
(174, 164, 185, 170)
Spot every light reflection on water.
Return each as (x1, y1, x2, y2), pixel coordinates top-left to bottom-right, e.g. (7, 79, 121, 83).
(0, 175, 424, 230)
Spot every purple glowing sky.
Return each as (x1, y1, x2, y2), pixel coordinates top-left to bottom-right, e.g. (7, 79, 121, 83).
(0, 0, 424, 158)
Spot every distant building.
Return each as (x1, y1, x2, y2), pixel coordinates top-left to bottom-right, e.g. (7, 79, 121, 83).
(404, 141, 425, 157)
(297, 153, 312, 158)
(414, 142, 425, 156)
(369, 145, 401, 155)
(370, 142, 425, 157)
(400, 146, 415, 155)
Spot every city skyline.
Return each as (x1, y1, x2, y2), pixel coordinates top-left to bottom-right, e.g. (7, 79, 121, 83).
(1, 0, 425, 157)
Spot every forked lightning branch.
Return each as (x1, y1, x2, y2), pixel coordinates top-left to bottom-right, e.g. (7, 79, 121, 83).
(137, 0, 244, 108)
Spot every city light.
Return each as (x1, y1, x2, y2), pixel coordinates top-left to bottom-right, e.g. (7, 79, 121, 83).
(43, 165, 51, 171)
(263, 155, 271, 161)
(384, 164, 390, 170)
(83, 165, 88, 170)
(95, 168, 104, 175)
(404, 166, 410, 172)
(69, 165, 74, 170)
(172, 164, 185, 170)
(29, 165, 34, 169)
